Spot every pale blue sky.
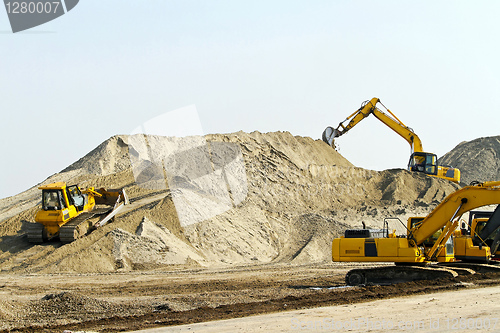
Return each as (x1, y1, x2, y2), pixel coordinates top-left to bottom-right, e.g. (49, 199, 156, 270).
(1, 1, 500, 198)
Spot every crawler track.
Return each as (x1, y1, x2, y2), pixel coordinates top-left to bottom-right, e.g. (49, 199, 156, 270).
(26, 222, 45, 244)
(59, 207, 112, 243)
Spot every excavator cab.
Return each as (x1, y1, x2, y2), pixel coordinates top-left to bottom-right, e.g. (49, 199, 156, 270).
(408, 152, 437, 176)
(408, 216, 454, 261)
(468, 208, 500, 258)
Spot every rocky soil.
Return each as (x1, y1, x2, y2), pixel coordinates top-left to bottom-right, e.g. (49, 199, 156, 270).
(440, 135, 500, 186)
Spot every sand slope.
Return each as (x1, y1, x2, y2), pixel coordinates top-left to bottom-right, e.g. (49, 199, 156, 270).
(0, 131, 460, 274)
(440, 135, 500, 185)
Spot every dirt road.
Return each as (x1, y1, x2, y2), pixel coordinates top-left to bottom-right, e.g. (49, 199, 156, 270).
(1, 263, 499, 332)
(129, 285, 500, 333)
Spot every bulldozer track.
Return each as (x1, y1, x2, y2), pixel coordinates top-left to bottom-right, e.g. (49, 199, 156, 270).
(26, 223, 45, 244)
(59, 207, 112, 243)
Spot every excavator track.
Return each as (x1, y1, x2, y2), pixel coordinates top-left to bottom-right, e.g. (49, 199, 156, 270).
(345, 265, 459, 286)
(59, 207, 111, 243)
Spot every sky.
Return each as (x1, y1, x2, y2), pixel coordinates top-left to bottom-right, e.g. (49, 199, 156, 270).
(1, 1, 500, 199)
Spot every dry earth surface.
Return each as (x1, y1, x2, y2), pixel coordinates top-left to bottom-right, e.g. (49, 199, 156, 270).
(440, 134, 500, 186)
(0, 131, 497, 332)
(128, 283, 500, 333)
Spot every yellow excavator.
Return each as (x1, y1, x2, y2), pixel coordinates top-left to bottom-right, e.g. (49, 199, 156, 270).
(333, 181, 500, 285)
(322, 97, 460, 183)
(28, 182, 129, 243)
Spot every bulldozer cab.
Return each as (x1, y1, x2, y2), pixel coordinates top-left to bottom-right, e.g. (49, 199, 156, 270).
(42, 190, 67, 211)
(408, 152, 438, 176)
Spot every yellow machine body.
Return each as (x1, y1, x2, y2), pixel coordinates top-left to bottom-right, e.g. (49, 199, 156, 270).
(332, 237, 425, 263)
(332, 216, 455, 264)
(453, 213, 500, 261)
(333, 181, 500, 265)
(35, 182, 96, 238)
(453, 234, 491, 263)
(31, 182, 127, 243)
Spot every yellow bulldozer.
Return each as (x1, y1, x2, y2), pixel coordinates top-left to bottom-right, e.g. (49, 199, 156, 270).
(28, 182, 129, 243)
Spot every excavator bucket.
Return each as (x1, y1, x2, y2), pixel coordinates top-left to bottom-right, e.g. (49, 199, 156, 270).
(322, 126, 340, 147)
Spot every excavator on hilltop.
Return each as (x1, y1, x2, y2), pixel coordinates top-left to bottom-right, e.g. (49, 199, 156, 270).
(28, 182, 129, 244)
(333, 181, 500, 286)
(322, 97, 460, 183)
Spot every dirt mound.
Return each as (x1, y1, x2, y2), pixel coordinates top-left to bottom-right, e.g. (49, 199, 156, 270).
(0, 131, 460, 274)
(439, 135, 500, 185)
(0, 291, 148, 331)
(0, 135, 134, 225)
(61, 135, 132, 176)
(112, 217, 206, 270)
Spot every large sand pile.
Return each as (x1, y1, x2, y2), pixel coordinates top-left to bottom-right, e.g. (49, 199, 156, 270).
(0, 131, 460, 274)
(440, 135, 500, 185)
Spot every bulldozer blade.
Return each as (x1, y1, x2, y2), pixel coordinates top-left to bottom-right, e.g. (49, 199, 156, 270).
(93, 202, 126, 229)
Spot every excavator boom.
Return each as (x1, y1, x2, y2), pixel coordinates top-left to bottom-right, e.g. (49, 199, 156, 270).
(324, 97, 423, 152)
(411, 181, 500, 245)
(322, 98, 460, 183)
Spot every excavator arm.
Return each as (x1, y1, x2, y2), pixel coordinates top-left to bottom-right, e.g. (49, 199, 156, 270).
(411, 181, 500, 246)
(323, 97, 423, 152)
(322, 97, 460, 183)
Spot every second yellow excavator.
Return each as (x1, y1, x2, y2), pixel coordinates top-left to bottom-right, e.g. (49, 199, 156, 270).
(333, 181, 500, 285)
(454, 207, 500, 261)
(322, 97, 460, 183)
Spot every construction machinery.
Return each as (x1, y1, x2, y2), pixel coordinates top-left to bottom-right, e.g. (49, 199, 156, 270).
(322, 97, 460, 183)
(28, 182, 129, 244)
(333, 181, 500, 286)
(454, 207, 500, 261)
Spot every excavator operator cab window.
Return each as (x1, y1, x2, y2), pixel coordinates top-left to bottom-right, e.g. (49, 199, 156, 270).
(424, 154, 437, 175)
(408, 153, 437, 176)
(475, 220, 488, 237)
(42, 190, 67, 211)
(409, 217, 441, 246)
